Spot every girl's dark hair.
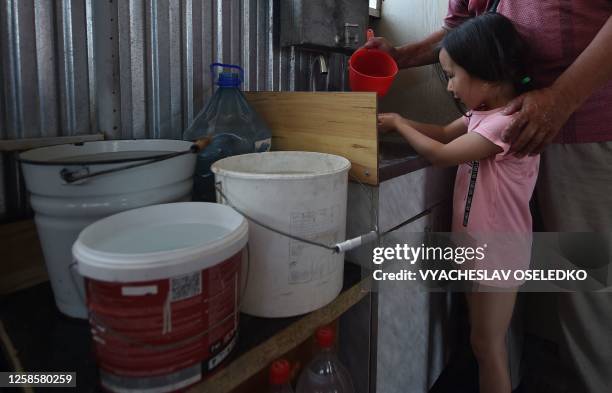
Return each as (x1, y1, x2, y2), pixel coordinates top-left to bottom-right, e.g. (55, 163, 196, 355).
(437, 13, 530, 114)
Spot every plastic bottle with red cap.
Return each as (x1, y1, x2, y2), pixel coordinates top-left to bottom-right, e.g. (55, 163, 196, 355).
(269, 359, 295, 393)
(295, 326, 356, 393)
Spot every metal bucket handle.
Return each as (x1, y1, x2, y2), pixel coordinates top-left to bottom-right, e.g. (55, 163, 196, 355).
(59, 138, 210, 184)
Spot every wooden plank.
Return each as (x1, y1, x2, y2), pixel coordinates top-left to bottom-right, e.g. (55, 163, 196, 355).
(245, 92, 379, 185)
(0, 220, 48, 295)
(187, 277, 371, 393)
(0, 133, 105, 152)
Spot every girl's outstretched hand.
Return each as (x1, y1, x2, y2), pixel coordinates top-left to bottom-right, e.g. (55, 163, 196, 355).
(377, 113, 402, 134)
(501, 87, 574, 156)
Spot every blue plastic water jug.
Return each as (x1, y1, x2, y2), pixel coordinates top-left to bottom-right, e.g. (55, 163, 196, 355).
(183, 63, 272, 201)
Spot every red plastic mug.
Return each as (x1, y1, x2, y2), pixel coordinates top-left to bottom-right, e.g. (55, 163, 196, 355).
(348, 29, 398, 97)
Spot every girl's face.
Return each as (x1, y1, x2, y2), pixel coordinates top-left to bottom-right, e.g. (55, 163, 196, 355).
(439, 49, 491, 110)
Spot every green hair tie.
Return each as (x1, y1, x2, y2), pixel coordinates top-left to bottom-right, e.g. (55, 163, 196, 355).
(521, 76, 531, 85)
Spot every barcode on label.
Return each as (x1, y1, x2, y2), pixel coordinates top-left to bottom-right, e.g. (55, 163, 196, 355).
(171, 272, 201, 301)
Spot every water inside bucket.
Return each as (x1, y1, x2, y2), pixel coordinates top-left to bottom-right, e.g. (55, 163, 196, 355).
(95, 222, 228, 253)
(49, 150, 174, 163)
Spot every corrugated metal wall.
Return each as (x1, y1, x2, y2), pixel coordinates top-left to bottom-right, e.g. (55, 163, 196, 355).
(0, 0, 350, 220)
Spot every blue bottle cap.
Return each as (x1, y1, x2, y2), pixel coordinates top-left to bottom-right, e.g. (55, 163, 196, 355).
(217, 72, 241, 87)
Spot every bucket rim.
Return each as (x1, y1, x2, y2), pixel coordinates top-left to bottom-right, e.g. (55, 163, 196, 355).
(73, 202, 248, 282)
(211, 151, 351, 180)
(18, 139, 193, 166)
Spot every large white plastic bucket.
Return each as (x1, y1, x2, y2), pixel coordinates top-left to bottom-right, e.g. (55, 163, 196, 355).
(73, 202, 248, 392)
(211, 151, 351, 317)
(19, 140, 196, 319)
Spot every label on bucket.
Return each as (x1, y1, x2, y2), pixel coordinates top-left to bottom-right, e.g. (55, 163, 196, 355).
(121, 285, 158, 296)
(87, 252, 241, 391)
(170, 272, 201, 301)
(288, 207, 342, 284)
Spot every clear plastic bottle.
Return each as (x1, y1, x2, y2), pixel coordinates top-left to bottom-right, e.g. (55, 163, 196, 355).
(295, 326, 356, 393)
(183, 63, 272, 201)
(269, 359, 295, 393)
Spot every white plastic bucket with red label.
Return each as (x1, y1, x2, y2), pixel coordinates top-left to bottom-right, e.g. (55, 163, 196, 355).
(73, 202, 248, 393)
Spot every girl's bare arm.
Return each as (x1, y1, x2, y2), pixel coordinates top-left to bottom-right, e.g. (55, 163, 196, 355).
(404, 117, 468, 144)
(380, 114, 501, 167)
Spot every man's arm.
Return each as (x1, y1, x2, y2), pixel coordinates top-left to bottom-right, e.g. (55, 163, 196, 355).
(555, 15, 612, 111)
(364, 0, 475, 68)
(394, 30, 446, 68)
(504, 15, 612, 155)
(364, 30, 445, 69)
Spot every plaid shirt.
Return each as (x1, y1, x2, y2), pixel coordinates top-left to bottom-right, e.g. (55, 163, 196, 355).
(444, 0, 612, 143)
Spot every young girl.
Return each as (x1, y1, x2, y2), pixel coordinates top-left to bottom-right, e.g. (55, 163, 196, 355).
(377, 13, 539, 393)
